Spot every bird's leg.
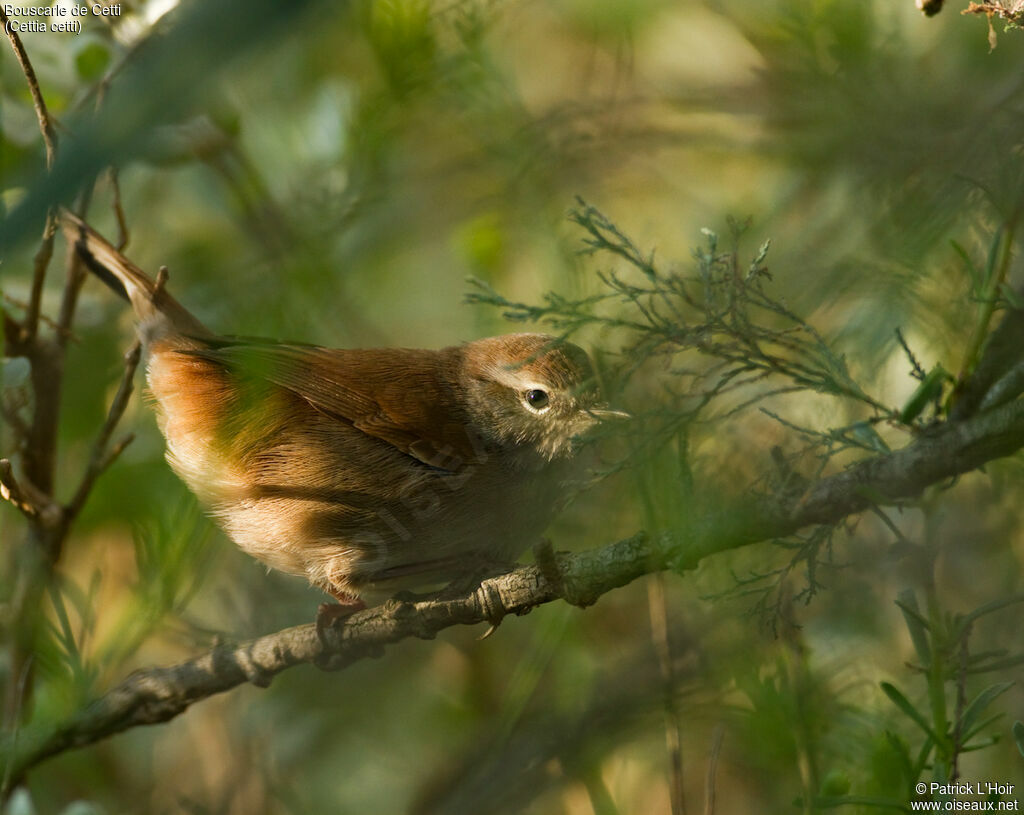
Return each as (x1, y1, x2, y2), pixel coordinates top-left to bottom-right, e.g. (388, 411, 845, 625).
(315, 590, 365, 637)
(313, 590, 367, 671)
(434, 557, 518, 638)
(375, 558, 516, 638)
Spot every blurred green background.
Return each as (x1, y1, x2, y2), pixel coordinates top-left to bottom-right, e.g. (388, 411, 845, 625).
(2, 0, 1023, 812)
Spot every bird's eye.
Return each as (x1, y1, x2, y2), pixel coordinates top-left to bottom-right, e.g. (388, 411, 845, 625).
(523, 389, 550, 411)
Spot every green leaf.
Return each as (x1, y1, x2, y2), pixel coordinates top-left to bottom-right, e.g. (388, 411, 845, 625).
(981, 227, 1004, 293)
(899, 364, 950, 423)
(881, 682, 938, 741)
(882, 730, 915, 790)
(949, 239, 977, 285)
(848, 421, 890, 453)
(366, 0, 437, 97)
(959, 682, 1013, 739)
(967, 653, 1024, 674)
(961, 736, 1000, 752)
(962, 592, 1024, 624)
(896, 590, 931, 665)
(819, 768, 851, 797)
(963, 712, 1005, 745)
(1000, 282, 1024, 309)
(1013, 721, 1024, 757)
(912, 734, 936, 782)
(75, 42, 111, 82)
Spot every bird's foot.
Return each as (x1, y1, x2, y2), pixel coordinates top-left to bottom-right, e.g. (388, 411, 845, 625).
(315, 594, 365, 640)
(314, 595, 366, 671)
(436, 559, 517, 638)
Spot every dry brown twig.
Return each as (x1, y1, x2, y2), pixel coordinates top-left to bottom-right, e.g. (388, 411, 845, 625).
(0, 8, 57, 169)
(962, 0, 1024, 24)
(65, 341, 141, 521)
(108, 168, 130, 250)
(962, 0, 1024, 46)
(0, 460, 40, 519)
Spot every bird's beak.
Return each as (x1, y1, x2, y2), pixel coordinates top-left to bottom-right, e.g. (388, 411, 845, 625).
(587, 406, 631, 421)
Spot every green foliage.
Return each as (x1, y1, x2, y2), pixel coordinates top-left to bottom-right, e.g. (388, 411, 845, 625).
(474, 198, 1024, 810)
(365, 0, 438, 97)
(72, 42, 110, 83)
(2, 1, 1023, 813)
(470, 203, 894, 440)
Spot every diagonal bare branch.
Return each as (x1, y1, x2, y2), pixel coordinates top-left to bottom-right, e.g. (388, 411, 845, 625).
(4, 397, 1024, 780)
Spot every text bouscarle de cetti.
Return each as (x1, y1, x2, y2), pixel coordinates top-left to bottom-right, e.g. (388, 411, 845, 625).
(3, 3, 121, 34)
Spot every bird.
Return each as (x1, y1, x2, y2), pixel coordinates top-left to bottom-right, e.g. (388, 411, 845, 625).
(63, 212, 623, 612)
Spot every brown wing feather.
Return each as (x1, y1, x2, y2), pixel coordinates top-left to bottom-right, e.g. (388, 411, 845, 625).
(186, 342, 479, 468)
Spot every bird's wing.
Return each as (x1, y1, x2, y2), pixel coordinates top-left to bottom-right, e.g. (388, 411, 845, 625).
(185, 341, 481, 470)
(62, 210, 211, 339)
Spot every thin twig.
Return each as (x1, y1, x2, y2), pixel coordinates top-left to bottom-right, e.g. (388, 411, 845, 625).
(2, 312, 21, 352)
(0, 7, 58, 168)
(99, 434, 134, 472)
(109, 168, 130, 250)
(704, 725, 724, 815)
(0, 459, 39, 519)
(962, 1, 1024, 24)
(895, 328, 926, 381)
(950, 621, 972, 780)
(648, 573, 686, 815)
(1, 293, 70, 339)
(22, 215, 58, 344)
(0, 657, 34, 800)
(0, 458, 62, 528)
(55, 239, 87, 351)
(957, 216, 1019, 387)
(66, 341, 141, 519)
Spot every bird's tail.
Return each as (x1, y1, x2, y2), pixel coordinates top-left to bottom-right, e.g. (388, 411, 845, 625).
(61, 210, 210, 340)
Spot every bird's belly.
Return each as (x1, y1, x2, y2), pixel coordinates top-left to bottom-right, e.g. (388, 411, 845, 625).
(148, 364, 570, 596)
(217, 451, 561, 594)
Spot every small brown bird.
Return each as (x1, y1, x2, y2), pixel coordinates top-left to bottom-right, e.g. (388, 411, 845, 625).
(64, 213, 621, 610)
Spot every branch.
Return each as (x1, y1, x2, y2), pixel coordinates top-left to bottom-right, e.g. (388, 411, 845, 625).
(962, 2, 1024, 26)
(4, 397, 1024, 778)
(0, 460, 39, 520)
(951, 284, 1024, 420)
(65, 341, 141, 521)
(23, 218, 57, 345)
(0, 8, 58, 169)
(0, 460, 61, 528)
